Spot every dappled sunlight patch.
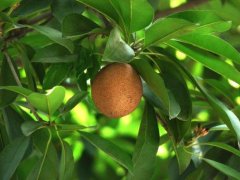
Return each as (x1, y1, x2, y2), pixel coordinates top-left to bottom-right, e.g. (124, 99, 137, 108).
(235, 96, 240, 105)
(175, 50, 186, 60)
(170, 0, 186, 8)
(228, 79, 240, 89)
(157, 144, 169, 159)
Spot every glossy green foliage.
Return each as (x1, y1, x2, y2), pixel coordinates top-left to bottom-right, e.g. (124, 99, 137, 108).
(0, 58, 18, 108)
(103, 28, 135, 62)
(128, 102, 159, 180)
(1, 0, 240, 179)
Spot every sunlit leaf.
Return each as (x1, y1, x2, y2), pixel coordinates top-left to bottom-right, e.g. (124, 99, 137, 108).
(209, 124, 229, 131)
(167, 40, 240, 84)
(145, 10, 230, 48)
(176, 34, 240, 65)
(77, 0, 153, 33)
(145, 18, 194, 47)
(169, 10, 221, 25)
(27, 86, 65, 115)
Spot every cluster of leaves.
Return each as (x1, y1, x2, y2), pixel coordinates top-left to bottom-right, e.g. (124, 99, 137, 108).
(1, 0, 240, 179)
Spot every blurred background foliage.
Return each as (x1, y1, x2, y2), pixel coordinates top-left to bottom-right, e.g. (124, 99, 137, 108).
(1, 0, 240, 179)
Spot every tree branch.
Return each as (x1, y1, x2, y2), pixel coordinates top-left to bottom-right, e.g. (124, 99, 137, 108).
(5, 11, 52, 42)
(4, 52, 43, 122)
(154, 0, 209, 19)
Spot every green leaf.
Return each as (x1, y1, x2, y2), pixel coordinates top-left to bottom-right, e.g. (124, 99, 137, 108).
(167, 118, 191, 143)
(61, 91, 88, 113)
(56, 124, 97, 131)
(174, 145, 191, 174)
(27, 129, 58, 180)
(43, 63, 71, 89)
(80, 131, 133, 173)
(169, 10, 221, 25)
(28, 25, 74, 53)
(209, 124, 229, 131)
(110, 0, 154, 33)
(198, 82, 240, 142)
(155, 60, 192, 121)
(167, 41, 240, 84)
(0, 86, 32, 97)
(102, 28, 135, 63)
(168, 56, 240, 143)
(168, 92, 181, 120)
(2, 107, 24, 141)
(0, 12, 13, 23)
(77, 0, 153, 33)
(128, 102, 159, 180)
(27, 86, 65, 115)
(12, 0, 52, 16)
(51, 0, 84, 22)
(76, 0, 119, 26)
(0, 0, 20, 11)
(20, 33, 52, 49)
(77, 73, 88, 91)
(62, 14, 99, 37)
(0, 57, 18, 108)
(21, 121, 45, 136)
(176, 34, 240, 65)
(0, 136, 30, 180)
(203, 158, 240, 179)
(190, 21, 232, 34)
(145, 11, 230, 47)
(14, 43, 36, 91)
(147, 0, 160, 10)
(145, 18, 194, 47)
(195, 142, 240, 158)
(76, 47, 97, 76)
(132, 58, 169, 111)
(167, 10, 232, 34)
(142, 82, 163, 109)
(32, 44, 78, 63)
(204, 79, 234, 106)
(59, 141, 74, 180)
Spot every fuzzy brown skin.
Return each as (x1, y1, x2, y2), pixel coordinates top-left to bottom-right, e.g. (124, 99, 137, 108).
(91, 63, 143, 118)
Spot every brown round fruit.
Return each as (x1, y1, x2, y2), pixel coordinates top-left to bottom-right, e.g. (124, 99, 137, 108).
(91, 63, 142, 118)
